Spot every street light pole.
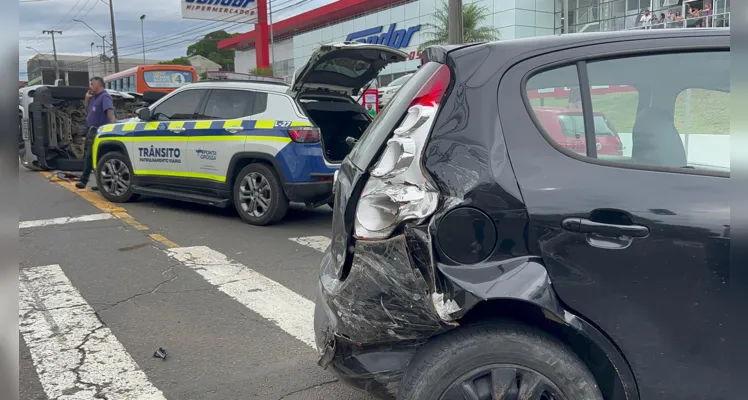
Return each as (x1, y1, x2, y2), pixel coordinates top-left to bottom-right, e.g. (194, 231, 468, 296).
(108, 0, 120, 72)
(447, 0, 463, 44)
(140, 15, 146, 64)
(42, 30, 62, 81)
(90, 42, 95, 76)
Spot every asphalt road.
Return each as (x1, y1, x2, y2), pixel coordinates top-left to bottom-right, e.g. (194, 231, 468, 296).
(19, 167, 377, 400)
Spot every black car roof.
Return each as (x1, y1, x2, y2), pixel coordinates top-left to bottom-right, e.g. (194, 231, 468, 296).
(439, 28, 728, 60)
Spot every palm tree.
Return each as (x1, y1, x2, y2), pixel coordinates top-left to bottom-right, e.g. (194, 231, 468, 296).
(418, 1, 500, 51)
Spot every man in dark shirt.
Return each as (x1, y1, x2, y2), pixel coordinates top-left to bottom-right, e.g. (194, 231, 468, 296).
(76, 77, 117, 189)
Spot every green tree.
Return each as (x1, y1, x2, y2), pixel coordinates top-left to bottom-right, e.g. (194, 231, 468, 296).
(158, 57, 191, 66)
(418, 1, 500, 51)
(187, 30, 240, 71)
(249, 68, 274, 76)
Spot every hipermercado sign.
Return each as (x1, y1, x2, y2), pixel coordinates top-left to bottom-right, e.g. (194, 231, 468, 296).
(181, 0, 258, 24)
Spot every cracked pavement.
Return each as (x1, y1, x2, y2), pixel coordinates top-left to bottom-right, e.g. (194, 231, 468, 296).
(20, 169, 376, 400)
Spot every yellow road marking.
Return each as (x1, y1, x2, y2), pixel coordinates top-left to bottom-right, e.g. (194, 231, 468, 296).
(148, 234, 179, 248)
(41, 171, 180, 248)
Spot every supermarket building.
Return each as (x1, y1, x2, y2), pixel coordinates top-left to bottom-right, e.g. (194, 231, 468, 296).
(217, 0, 730, 85)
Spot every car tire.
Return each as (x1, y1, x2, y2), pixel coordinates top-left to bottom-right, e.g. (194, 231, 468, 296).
(233, 163, 289, 226)
(95, 151, 139, 203)
(398, 321, 603, 400)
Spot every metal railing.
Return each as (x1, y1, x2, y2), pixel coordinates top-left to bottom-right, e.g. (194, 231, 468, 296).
(628, 11, 730, 29)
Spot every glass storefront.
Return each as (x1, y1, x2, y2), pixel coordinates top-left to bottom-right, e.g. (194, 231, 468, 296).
(557, 0, 729, 34)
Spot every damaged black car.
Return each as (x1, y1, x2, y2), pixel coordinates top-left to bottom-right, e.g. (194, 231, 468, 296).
(314, 28, 730, 400)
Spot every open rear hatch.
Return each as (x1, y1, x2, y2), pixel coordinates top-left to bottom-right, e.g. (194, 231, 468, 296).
(290, 42, 408, 97)
(290, 43, 407, 163)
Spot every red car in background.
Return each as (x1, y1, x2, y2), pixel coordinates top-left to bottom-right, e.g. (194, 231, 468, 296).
(533, 107, 624, 156)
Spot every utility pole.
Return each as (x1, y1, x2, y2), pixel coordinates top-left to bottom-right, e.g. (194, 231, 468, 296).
(42, 30, 62, 80)
(108, 0, 120, 72)
(268, 1, 275, 69)
(447, 0, 463, 44)
(90, 42, 95, 76)
(97, 45, 108, 75)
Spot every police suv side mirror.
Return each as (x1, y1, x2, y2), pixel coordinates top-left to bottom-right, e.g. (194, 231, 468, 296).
(136, 107, 152, 121)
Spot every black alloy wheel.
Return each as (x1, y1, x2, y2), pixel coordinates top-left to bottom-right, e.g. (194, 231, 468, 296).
(96, 152, 138, 202)
(233, 163, 289, 226)
(440, 365, 565, 400)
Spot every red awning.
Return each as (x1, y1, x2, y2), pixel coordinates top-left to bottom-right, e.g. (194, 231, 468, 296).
(218, 0, 407, 51)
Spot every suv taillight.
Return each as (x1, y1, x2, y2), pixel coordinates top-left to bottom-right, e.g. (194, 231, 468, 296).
(353, 64, 451, 240)
(288, 127, 320, 143)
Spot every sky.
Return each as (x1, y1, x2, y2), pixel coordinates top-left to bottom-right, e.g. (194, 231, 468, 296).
(19, 0, 333, 80)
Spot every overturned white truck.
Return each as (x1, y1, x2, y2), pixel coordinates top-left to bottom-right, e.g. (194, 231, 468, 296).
(19, 85, 164, 171)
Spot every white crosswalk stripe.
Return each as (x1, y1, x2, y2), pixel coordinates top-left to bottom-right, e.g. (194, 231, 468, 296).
(20, 236, 333, 396)
(167, 246, 317, 348)
(288, 236, 330, 253)
(19, 213, 115, 229)
(19, 264, 167, 400)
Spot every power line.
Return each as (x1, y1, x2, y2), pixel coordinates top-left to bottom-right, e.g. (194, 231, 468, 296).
(117, 21, 248, 58)
(116, 13, 245, 51)
(116, 0, 305, 52)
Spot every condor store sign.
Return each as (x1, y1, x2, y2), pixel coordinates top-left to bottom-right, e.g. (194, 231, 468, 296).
(346, 24, 421, 49)
(181, 0, 258, 24)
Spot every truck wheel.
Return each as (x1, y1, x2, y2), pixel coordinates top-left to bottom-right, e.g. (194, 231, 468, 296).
(398, 321, 603, 400)
(96, 152, 138, 203)
(233, 163, 289, 226)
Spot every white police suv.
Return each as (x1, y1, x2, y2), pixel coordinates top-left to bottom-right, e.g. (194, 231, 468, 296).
(92, 42, 407, 225)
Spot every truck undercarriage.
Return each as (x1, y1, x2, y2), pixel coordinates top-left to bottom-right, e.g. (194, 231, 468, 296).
(21, 86, 154, 171)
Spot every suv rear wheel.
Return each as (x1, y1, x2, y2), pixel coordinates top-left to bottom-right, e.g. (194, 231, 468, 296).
(398, 321, 603, 400)
(96, 152, 138, 203)
(233, 163, 289, 226)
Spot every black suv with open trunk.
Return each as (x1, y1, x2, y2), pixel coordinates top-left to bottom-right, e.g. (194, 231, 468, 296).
(314, 28, 731, 400)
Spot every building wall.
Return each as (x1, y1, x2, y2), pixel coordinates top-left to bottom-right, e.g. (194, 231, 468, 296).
(188, 56, 223, 76)
(234, 0, 732, 82)
(288, 0, 557, 81)
(235, 38, 294, 77)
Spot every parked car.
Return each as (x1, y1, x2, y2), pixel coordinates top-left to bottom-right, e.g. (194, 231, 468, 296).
(314, 28, 730, 400)
(378, 73, 413, 108)
(532, 107, 624, 156)
(92, 43, 407, 225)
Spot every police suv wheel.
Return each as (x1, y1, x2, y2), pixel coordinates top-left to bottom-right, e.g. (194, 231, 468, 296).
(96, 152, 138, 203)
(233, 163, 289, 226)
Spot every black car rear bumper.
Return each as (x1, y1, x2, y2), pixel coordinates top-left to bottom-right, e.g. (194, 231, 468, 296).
(313, 235, 447, 399)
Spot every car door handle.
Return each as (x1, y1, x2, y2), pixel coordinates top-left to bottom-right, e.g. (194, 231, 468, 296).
(225, 127, 243, 133)
(169, 127, 186, 133)
(562, 218, 649, 238)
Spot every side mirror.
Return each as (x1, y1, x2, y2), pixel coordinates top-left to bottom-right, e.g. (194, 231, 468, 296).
(345, 136, 358, 148)
(136, 107, 152, 121)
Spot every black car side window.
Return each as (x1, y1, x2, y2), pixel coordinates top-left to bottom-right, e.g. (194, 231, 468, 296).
(525, 50, 729, 175)
(151, 89, 206, 121)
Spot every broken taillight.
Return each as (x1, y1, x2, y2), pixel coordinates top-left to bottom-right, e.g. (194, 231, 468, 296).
(288, 127, 321, 143)
(353, 64, 451, 240)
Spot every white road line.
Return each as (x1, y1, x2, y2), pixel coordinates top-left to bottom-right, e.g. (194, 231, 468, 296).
(19, 264, 167, 400)
(19, 213, 114, 229)
(288, 236, 331, 253)
(168, 246, 316, 348)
